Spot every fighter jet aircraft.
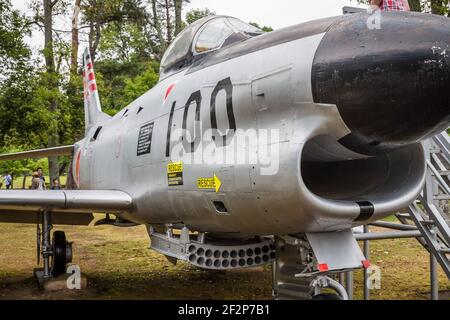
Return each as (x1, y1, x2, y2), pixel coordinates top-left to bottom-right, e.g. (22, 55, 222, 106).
(0, 11, 449, 298)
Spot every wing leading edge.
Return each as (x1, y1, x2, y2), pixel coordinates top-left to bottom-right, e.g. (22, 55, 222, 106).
(0, 190, 133, 225)
(0, 190, 132, 212)
(0, 145, 74, 161)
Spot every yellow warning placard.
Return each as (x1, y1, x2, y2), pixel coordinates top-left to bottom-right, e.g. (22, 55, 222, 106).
(167, 162, 183, 186)
(197, 174, 222, 193)
(167, 162, 183, 174)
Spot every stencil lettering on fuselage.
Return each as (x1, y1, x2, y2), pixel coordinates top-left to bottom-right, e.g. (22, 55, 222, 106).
(137, 122, 154, 156)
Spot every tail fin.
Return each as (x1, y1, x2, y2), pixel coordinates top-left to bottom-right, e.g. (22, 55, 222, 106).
(83, 48, 110, 134)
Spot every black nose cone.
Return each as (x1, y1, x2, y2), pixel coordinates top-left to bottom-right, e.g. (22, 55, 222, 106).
(312, 12, 450, 155)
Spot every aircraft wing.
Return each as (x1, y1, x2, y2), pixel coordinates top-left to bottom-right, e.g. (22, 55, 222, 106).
(0, 146, 135, 225)
(0, 145, 74, 161)
(0, 190, 133, 225)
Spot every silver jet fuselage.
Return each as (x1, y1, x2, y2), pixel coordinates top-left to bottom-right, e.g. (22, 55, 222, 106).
(75, 13, 450, 236)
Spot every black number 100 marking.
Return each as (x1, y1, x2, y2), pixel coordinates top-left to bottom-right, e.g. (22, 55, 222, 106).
(165, 77, 235, 157)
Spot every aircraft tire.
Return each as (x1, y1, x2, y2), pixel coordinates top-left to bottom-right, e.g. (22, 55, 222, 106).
(51, 231, 67, 276)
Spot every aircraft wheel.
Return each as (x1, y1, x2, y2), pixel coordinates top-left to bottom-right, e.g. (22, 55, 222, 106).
(51, 231, 71, 276)
(311, 293, 342, 300)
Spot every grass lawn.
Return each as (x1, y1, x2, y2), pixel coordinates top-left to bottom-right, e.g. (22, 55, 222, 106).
(0, 217, 448, 300)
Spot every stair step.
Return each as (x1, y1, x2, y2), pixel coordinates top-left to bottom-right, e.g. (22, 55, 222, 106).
(408, 135, 450, 276)
(434, 194, 450, 200)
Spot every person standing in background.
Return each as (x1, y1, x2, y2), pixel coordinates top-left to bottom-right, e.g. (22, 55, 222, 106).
(370, 0, 411, 11)
(51, 178, 61, 190)
(31, 172, 41, 190)
(3, 173, 12, 189)
(37, 167, 46, 190)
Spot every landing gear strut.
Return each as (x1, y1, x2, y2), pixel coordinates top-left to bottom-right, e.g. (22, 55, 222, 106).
(310, 276, 348, 300)
(37, 211, 72, 277)
(272, 235, 351, 300)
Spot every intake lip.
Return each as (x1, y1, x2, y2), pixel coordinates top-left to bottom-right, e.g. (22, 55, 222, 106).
(312, 11, 450, 156)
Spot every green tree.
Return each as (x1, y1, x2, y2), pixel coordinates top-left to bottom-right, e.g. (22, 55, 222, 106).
(0, 147, 49, 179)
(409, 0, 423, 11)
(249, 22, 274, 32)
(0, 0, 196, 173)
(41, 0, 65, 182)
(0, 0, 31, 83)
(81, 0, 146, 61)
(99, 19, 148, 62)
(428, 0, 450, 15)
(122, 62, 160, 104)
(185, 8, 214, 24)
(94, 58, 150, 114)
(0, 1, 43, 150)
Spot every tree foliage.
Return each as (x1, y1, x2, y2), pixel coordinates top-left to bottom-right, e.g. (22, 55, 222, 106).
(0, 1, 274, 180)
(249, 22, 273, 32)
(185, 8, 214, 24)
(0, 0, 31, 83)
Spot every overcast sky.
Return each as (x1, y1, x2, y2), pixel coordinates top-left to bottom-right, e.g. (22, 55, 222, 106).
(13, 0, 367, 55)
(185, 0, 366, 29)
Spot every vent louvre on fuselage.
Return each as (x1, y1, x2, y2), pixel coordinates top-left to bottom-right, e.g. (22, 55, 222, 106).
(92, 126, 102, 141)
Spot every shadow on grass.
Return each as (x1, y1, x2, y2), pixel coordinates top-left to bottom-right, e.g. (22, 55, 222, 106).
(0, 267, 272, 300)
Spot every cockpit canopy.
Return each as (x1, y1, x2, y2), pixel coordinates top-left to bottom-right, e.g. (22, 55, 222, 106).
(160, 16, 264, 79)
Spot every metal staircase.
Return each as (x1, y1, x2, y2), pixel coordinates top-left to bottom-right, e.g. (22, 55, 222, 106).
(405, 132, 450, 278)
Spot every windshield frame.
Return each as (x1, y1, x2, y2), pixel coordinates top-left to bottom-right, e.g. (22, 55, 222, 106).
(159, 16, 213, 78)
(192, 17, 263, 56)
(159, 16, 263, 80)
